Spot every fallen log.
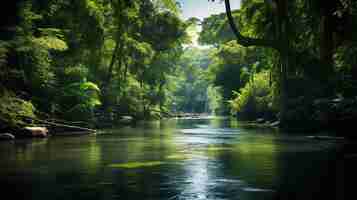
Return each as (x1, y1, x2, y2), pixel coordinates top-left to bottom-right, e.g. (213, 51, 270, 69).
(54, 131, 95, 136)
(46, 118, 91, 128)
(23, 116, 96, 134)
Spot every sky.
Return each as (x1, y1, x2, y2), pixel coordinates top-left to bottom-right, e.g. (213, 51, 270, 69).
(178, 0, 241, 48)
(177, 0, 241, 20)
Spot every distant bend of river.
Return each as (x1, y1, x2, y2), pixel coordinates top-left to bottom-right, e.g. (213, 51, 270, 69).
(0, 117, 344, 200)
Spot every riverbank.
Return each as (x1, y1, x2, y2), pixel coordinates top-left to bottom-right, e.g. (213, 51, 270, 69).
(234, 96, 357, 140)
(0, 118, 97, 141)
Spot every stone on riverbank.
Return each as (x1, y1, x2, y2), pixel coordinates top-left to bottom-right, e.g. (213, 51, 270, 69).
(0, 133, 15, 140)
(23, 127, 48, 138)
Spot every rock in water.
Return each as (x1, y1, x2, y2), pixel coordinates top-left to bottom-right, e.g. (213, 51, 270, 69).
(0, 133, 15, 140)
(23, 127, 48, 138)
(270, 121, 280, 127)
(256, 118, 265, 123)
(119, 116, 133, 124)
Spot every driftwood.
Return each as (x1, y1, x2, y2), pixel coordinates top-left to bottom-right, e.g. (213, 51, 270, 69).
(54, 131, 95, 136)
(46, 118, 91, 128)
(24, 117, 96, 134)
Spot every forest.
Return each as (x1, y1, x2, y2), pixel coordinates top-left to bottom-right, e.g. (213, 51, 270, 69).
(1, 0, 357, 138)
(0, 1, 353, 199)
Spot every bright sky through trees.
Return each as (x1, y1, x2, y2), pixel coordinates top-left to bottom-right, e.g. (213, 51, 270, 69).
(178, 0, 241, 20)
(178, 0, 240, 48)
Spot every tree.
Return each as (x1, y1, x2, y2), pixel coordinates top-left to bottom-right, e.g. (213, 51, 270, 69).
(208, 0, 292, 125)
(0, 0, 189, 128)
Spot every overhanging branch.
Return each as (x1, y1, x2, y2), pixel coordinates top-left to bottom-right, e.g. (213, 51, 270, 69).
(224, 0, 278, 49)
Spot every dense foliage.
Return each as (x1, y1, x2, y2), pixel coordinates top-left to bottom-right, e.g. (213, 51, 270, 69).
(204, 0, 357, 132)
(229, 71, 276, 120)
(1, 0, 357, 134)
(0, 0, 188, 129)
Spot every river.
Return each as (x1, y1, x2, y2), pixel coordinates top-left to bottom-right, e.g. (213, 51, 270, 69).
(0, 117, 344, 200)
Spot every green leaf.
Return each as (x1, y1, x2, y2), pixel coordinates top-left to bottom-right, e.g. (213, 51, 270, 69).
(32, 36, 68, 51)
(79, 82, 101, 92)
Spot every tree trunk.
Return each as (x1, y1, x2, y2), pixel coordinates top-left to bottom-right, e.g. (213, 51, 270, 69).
(121, 59, 129, 97)
(320, 14, 334, 77)
(276, 0, 290, 127)
(224, 0, 291, 125)
(104, 40, 122, 89)
(159, 80, 165, 113)
(279, 50, 289, 126)
(102, 38, 124, 108)
(140, 79, 146, 117)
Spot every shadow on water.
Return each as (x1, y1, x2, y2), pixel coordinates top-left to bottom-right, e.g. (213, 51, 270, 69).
(0, 117, 345, 200)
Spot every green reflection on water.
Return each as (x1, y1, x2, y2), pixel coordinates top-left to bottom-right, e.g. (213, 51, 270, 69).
(108, 161, 164, 168)
(81, 138, 102, 174)
(166, 154, 191, 160)
(207, 145, 233, 152)
(232, 135, 278, 187)
(0, 118, 339, 200)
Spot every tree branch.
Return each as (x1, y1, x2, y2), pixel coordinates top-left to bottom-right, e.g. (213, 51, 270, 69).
(224, 0, 277, 49)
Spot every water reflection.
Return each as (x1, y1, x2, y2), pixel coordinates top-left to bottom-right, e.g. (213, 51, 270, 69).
(0, 118, 341, 200)
(170, 120, 279, 199)
(180, 156, 211, 199)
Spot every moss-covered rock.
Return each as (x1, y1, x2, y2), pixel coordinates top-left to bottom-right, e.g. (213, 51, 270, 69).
(0, 91, 36, 131)
(0, 133, 15, 140)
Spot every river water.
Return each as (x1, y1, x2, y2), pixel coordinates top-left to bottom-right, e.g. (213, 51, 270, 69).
(0, 117, 344, 200)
